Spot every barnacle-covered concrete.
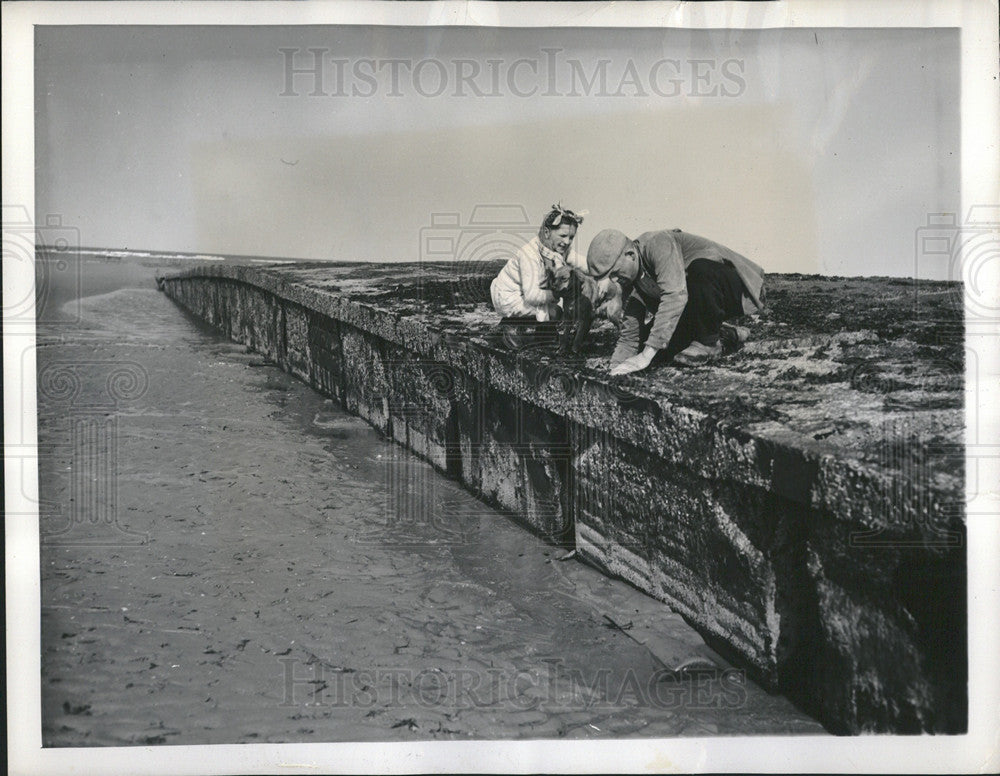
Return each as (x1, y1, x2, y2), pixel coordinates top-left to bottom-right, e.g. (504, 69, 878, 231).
(158, 260, 965, 734)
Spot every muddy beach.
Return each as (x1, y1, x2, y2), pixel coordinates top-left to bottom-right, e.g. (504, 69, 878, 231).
(36, 261, 824, 745)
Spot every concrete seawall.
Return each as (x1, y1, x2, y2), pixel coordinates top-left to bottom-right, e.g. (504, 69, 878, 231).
(158, 260, 966, 734)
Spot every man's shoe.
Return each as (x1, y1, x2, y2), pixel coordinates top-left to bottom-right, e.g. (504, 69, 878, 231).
(674, 340, 723, 366)
(719, 322, 750, 352)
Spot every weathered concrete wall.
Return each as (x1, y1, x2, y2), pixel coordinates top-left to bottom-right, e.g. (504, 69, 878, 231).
(159, 261, 966, 734)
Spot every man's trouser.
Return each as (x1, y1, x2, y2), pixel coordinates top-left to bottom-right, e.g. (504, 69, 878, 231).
(610, 258, 746, 367)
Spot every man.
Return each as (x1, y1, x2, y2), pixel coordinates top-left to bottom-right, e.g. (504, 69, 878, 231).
(490, 204, 587, 323)
(586, 228, 765, 375)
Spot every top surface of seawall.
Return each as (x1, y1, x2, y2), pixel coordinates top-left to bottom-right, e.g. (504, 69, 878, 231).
(162, 260, 964, 518)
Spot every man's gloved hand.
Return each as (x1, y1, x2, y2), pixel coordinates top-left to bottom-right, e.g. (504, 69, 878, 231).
(609, 347, 656, 376)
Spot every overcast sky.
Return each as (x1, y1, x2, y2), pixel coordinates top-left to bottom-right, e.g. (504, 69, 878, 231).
(35, 25, 959, 277)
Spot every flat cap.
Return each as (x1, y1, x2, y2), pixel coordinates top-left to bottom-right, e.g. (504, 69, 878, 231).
(586, 229, 630, 279)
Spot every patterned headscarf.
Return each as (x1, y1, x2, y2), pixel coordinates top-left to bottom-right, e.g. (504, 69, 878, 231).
(547, 203, 587, 227)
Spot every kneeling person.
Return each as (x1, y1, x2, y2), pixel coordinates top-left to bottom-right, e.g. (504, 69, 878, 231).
(490, 205, 586, 323)
(586, 228, 765, 375)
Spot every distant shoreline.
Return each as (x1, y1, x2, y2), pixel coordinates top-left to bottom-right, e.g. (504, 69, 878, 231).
(36, 245, 303, 265)
(34, 245, 420, 266)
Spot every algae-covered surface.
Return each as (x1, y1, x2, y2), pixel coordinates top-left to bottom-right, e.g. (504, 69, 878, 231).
(255, 260, 963, 481)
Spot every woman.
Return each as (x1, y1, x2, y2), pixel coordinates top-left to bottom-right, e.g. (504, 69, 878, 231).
(490, 204, 586, 322)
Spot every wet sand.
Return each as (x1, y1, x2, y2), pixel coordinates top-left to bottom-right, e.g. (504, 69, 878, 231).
(37, 266, 824, 745)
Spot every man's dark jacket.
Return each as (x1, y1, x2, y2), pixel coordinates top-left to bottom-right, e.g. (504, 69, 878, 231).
(630, 229, 766, 351)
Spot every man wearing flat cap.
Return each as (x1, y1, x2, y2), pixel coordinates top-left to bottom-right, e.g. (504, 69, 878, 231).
(586, 228, 765, 375)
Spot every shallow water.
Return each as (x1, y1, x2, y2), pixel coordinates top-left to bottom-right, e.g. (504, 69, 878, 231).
(36, 264, 824, 745)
